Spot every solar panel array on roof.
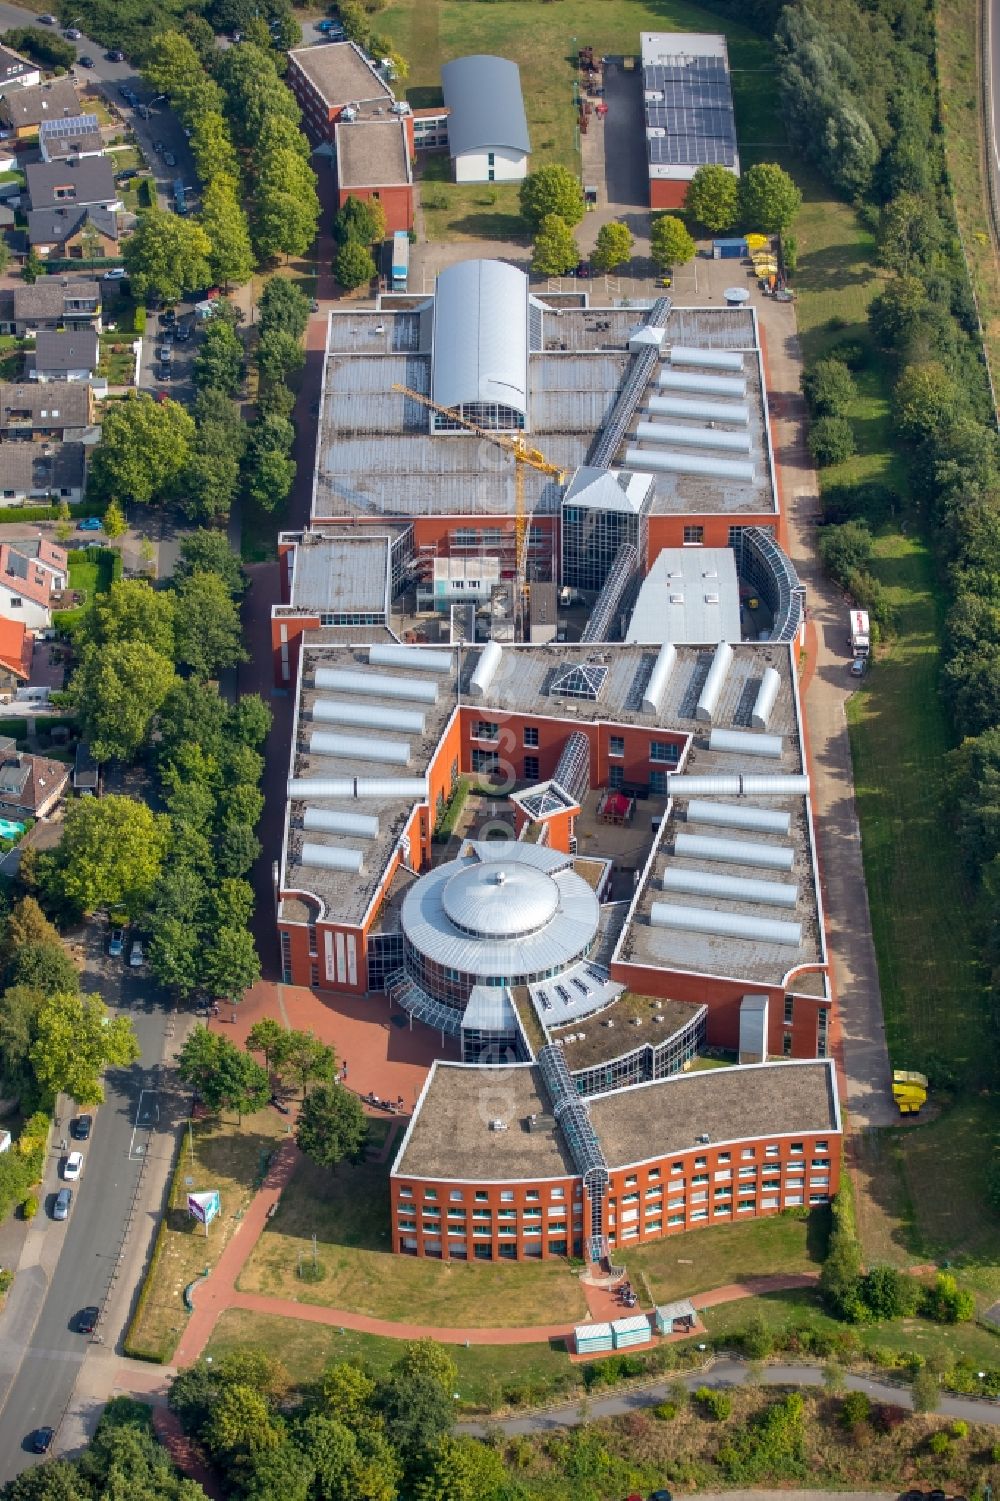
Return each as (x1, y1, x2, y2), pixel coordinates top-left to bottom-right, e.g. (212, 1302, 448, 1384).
(643, 56, 737, 168)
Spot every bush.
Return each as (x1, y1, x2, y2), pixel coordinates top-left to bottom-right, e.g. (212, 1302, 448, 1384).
(927, 1430, 951, 1456)
(654, 1401, 678, 1420)
(872, 1403, 907, 1434)
(839, 1390, 871, 1429)
(740, 1315, 774, 1361)
(133, 306, 146, 335)
(695, 1385, 732, 1420)
(21, 1194, 38, 1220)
(809, 414, 856, 466)
(950, 1419, 968, 1438)
(0, 1267, 13, 1295)
(921, 1272, 975, 1323)
(803, 357, 855, 418)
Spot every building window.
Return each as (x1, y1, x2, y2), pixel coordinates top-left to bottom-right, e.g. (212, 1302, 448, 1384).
(309, 963, 319, 987)
(500, 1190, 514, 1202)
(650, 740, 679, 764)
(472, 749, 498, 774)
(609, 735, 624, 758)
(523, 726, 539, 748)
(683, 525, 704, 545)
(717, 1152, 730, 1163)
(782, 1033, 793, 1056)
(449, 1190, 463, 1202)
(649, 770, 667, 795)
(784, 995, 794, 1025)
(817, 1008, 829, 1058)
(8, 597, 21, 609)
(472, 721, 499, 742)
(816, 1141, 829, 1151)
(607, 765, 624, 790)
(694, 1157, 706, 1170)
(424, 1189, 437, 1201)
(488, 151, 495, 166)
(765, 1145, 780, 1158)
(523, 755, 540, 781)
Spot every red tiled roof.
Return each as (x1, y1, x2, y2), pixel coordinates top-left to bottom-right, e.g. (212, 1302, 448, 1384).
(0, 617, 31, 680)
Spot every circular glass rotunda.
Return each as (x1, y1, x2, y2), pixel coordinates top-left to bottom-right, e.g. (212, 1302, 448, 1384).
(399, 841, 601, 1015)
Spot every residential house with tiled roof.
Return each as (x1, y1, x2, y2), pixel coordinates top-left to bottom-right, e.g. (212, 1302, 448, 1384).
(0, 618, 33, 691)
(0, 538, 69, 629)
(0, 737, 69, 819)
(0, 441, 86, 505)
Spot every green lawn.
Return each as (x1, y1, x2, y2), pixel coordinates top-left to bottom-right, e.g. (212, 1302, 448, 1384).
(205, 1307, 577, 1412)
(380, 0, 783, 241)
(628, 1210, 827, 1304)
(236, 1155, 590, 1328)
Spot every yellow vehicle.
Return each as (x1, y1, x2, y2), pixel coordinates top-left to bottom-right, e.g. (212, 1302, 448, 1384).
(892, 1069, 928, 1115)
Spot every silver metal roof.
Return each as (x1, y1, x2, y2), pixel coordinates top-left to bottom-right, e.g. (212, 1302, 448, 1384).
(440, 54, 531, 159)
(289, 533, 390, 614)
(431, 260, 529, 421)
(401, 841, 600, 980)
(626, 547, 741, 645)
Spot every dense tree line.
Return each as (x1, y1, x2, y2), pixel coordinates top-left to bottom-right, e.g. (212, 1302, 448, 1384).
(708, 0, 1000, 1032)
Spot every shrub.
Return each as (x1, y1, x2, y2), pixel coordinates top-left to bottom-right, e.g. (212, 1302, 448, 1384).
(803, 357, 855, 417)
(921, 1271, 975, 1323)
(21, 1194, 38, 1220)
(950, 1419, 968, 1439)
(0, 1268, 13, 1295)
(911, 1367, 940, 1413)
(839, 1390, 871, 1429)
(695, 1385, 732, 1420)
(991, 1441, 1000, 1463)
(740, 1315, 774, 1361)
(809, 414, 856, 466)
(927, 1430, 951, 1456)
(872, 1403, 907, 1434)
(829, 338, 868, 371)
(654, 1401, 678, 1420)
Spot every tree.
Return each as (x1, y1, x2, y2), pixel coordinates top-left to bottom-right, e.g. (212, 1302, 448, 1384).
(877, 191, 939, 274)
(9, 942, 79, 999)
(193, 319, 245, 396)
(215, 1047, 270, 1123)
(191, 111, 241, 184)
(0, 985, 44, 1088)
(868, 275, 930, 351)
(893, 361, 959, 445)
(803, 358, 855, 418)
(89, 579, 177, 657)
(123, 210, 212, 304)
(819, 520, 873, 589)
(149, 914, 202, 999)
(247, 1018, 288, 1077)
(102, 499, 127, 543)
(591, 221, 633, 273)
(22, 248, 42, 285)
(1, 26, 77, 75)
(809, 414, 855, 466)
(258, 277, 310, 340)
(296, 1083, 367, 1170)
(203, 926, 260, 1003)
(379, 1341, 456, 1455)
(173, 571, 246, 679)
(320, 1363, 377, 1427)
(176, 531, 246, 596)
(531, 214, 578, 276)
(201, 177, 256, 289)
(684, 163, 739, 231)
(281, 1030, 336, 1098)
(412, 1435, 507, 1501)
(253, 156, 320, 261)
(333, 194, 386, 247)
(910, 1367, 940, 1413)
(3, 895, 61, 963)
(335, 239, 376, 291)
(738, 162, 802, 233)
(650, 214, 695, 272)
(921, 1271, 975, 1323)
(55, 796, 169, 919)
(183, 445, 243, 525)
(30, 991, 139, 1105)
(87, 395, 195, 509)
(71, 641, 177, 763)
(204, 1384, 280, 1458)
(519, 165, 584, 231)
(246, 446, 295, 511)
(820, 1188, 863, 1319)
(256, 329, 304, 385)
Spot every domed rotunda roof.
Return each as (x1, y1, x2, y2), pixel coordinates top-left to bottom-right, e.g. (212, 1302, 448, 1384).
(442, 860, 559, 940)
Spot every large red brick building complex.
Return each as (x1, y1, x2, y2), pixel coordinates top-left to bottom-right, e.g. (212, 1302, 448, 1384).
(390, 1058, 840, 1260)
(286, 41, 414, 232)
(273, 256, 844, 1268)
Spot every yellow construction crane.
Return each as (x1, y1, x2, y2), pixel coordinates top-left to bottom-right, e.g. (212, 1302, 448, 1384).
(391, 383, 566, 619)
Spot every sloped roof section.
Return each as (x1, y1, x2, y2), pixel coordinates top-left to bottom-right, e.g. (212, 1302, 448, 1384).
(441, 55, 530, 158)
(431, 259, 528, 420)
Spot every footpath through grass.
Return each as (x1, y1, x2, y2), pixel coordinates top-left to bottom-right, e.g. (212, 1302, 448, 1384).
(126, 1109, 288, 1363)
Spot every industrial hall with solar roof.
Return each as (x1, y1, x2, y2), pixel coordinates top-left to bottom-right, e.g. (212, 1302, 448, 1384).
(269, 224, 844, 1268)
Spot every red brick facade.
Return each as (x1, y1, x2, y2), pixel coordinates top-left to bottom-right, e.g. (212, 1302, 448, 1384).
(391, 1126, 839, 1260)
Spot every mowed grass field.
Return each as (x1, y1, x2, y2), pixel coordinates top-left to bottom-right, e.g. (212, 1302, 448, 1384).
(379, 0, 783, 240)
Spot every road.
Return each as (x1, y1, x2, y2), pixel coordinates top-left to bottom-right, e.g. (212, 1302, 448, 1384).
(459, 1356, 1000, 1436)
(0, 924, 180, 1483)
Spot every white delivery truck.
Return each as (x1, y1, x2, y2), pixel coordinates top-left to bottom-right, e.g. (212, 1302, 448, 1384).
(848, 608, 870, 657)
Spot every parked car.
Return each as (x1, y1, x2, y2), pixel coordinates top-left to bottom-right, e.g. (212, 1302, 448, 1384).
(107, 49, 125, 62)
(109, 928, 124, 957)
(160, 307, 176, 324)
(115, 169, 138, 183)
(850, 656, 867, 677)
(174, 325, 191, 343)
(103, 266, 127, 279)
(152, 140, 164, 154)
(40, 14, 57, 23)
(573, 261, 592, 279)
(71, 1115, 92, 1141)
(117, 84, 130, 100)
(65, 27, 82, 39)
(78, 56, 95, 69)
(53, 1188, 72, 1221)
(158, 365, 172, 381)
(163, 151, 176, 168)
(77, 517, 102, 531)
(31, 1427, 54, 1453)
(77, 1306, 99, 1334)
(63, 1151, 83, 1181)
(129, 940, 144, 968)
(158, 345, 173, 363)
